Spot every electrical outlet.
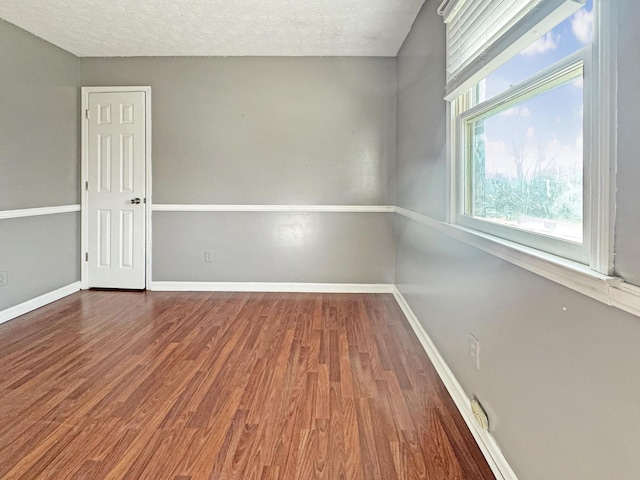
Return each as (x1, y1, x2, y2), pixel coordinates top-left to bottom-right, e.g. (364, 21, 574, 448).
(204, 250, 213, 263)
(0, 269, 7, 287)
(469, 334, 480, 370)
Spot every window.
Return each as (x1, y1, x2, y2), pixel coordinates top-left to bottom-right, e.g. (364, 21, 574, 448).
(443, 0, 611, 270)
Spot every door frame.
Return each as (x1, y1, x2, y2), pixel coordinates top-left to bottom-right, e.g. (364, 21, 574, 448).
(80, 86, 152, 290)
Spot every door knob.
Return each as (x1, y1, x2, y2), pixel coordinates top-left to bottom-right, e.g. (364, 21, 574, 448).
(130, 198, 141, 204)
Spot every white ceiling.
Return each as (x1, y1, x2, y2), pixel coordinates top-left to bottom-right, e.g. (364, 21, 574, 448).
(0, 0, 425, 57)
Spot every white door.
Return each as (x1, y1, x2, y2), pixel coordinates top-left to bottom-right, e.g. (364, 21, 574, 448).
(86, 91, 147, 289)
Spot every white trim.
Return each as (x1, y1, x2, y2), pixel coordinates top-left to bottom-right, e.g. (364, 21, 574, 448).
(152, 204, 395, 213)
(445, 100, 455, 223)
(609, 283, 640, 319)
(395, 206, 640, 318)
(438, 0, 467, 21)
(145, 90, 153, 292)
(149, 281, 394, 293)
(0, 282, 81, 326)
(81, 86, 152, 290)
(590, 0, 616, 275)
(459, 53, 585, 122)
(81, 89, 88, 289)
(0, 204, 80, 220)
(392, 287, 519, 480)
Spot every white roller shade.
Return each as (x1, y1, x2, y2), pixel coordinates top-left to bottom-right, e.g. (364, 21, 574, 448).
(442, 0, 585, 99)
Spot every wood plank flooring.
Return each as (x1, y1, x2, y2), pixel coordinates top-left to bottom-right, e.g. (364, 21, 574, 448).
(0, 291, 494, 479)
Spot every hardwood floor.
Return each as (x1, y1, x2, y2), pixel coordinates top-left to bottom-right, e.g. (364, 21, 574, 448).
(0, 291, 494, 479)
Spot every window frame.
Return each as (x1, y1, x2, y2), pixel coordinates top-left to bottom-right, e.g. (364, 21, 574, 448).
(445, 0, 614, 275)
(454, 50, 590, 264)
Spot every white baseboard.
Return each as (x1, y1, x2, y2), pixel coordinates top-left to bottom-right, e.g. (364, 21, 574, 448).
(0, 282, 81, 326)
(149, 281, 395, 294)
(392, 287, 519, 480)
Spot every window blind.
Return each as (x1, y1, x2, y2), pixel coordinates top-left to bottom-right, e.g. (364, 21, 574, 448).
(441, 0, 585, 99)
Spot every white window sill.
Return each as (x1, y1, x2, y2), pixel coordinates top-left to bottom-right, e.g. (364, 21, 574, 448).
(395, 206, 640, 319)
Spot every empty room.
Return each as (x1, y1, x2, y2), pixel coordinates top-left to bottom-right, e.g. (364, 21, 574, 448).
(1, 0, 639, 479)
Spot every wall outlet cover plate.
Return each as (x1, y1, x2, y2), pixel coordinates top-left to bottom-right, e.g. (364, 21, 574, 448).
(471, 399, 489, 431)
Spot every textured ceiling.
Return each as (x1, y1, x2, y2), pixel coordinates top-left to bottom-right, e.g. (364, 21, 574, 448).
(0, 0, 425, 57)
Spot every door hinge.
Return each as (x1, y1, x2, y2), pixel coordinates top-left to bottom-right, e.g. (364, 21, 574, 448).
(85, 252, 89, 262)
(85, 181, 89, 191)
(85, 109, 90, 120)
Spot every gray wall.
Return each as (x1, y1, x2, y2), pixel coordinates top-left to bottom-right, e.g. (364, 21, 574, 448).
(0, 20, 79, 210)
(0, 20, 80, 310)
(0, 214, 80, 310)
(612, 1, 640, 284)
(395, 1, 640, 479)
(396, 8, 447, 220)
(81, 57, 397, 283)
(153, 212, 393, 283)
